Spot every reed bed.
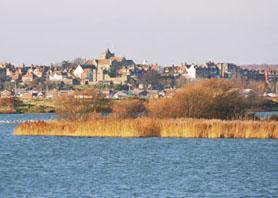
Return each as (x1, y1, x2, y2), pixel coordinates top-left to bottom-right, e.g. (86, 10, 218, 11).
(158, 119, 278, 139)
(14, 118, 278, 139)
(14, 119, 160, 138)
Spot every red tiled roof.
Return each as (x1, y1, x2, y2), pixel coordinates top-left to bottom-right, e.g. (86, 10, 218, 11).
(98, 59, 111, 65)
(111, 56, 124, 62)
(85, 59, 98, 65)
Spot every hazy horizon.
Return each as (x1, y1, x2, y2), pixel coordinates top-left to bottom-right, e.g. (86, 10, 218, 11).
(1, 0, 278, 66)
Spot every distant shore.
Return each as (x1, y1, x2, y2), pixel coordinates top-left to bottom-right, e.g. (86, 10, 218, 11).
(14, 118, 278, 139)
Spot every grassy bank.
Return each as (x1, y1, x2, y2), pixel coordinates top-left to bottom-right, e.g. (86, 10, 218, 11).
(14, 118, 278, 139)
(0, 98, 55, 114)
(16, 99, 55, 113)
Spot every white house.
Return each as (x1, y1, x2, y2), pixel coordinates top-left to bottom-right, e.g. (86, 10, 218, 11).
(73, 65, 84, 78)
(185, 65, 196, 79)
(49, 73, 63, 81)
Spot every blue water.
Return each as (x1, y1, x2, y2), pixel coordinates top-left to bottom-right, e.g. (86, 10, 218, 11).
(255, 111, 278, 119)
(0, 114, 277, 197)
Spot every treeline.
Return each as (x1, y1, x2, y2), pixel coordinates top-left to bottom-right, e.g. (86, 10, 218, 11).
(56, 79, 266, 120)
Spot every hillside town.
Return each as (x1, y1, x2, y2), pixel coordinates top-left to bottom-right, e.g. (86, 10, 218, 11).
(0, 49, 278, 100)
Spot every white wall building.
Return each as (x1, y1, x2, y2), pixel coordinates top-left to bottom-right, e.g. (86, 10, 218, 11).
(73, 65, 84, 78)
(49, 73, 63, 81)
(185, 65, 196, 79)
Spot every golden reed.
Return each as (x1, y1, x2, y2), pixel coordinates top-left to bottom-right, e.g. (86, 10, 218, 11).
(14, 118, 278, 139)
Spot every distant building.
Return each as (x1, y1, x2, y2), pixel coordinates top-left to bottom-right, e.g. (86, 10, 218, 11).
(191, 62, 220, 79)
(0, 90, 12, 98)
(73, 64, 96, 85)
(184, 65, 196, 79)
(82, 49, 135, 84)
(49, 72, 63, 81)
(216, 63, 241, 79)
(33, 67, 44, 78)
(22, 71, 34, 82)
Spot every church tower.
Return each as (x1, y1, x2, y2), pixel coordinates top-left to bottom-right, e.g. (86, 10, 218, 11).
(100, 49, 115, 60)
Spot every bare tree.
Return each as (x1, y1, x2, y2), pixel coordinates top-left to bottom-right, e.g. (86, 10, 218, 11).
(56, 88, 111, 120)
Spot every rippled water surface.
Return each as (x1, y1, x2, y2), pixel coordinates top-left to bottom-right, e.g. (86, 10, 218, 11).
(0, 114, 277, 197)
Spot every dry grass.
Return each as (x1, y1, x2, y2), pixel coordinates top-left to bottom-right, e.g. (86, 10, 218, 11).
(159, 119, 278, 139)
(14, 118, 278, 139)
(14, 119, 160, 138)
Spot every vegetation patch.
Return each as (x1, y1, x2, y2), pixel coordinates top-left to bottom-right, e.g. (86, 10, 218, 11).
(14, 118, 278, 139)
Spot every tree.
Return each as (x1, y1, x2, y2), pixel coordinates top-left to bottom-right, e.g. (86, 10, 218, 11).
(147, 79, 257, 119)
(112, 99, 146, 118)
(55, 88, 111, 120)
(139, 70, 160, 89)
(61, 60, 71, 69)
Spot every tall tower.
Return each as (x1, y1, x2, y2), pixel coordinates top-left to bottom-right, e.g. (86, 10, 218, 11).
(100, 49, 115, 60)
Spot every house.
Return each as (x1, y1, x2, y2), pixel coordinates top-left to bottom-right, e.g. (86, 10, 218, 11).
(81, 68, 95, 81)
(85, 59, 98, 66)
(73, 64, 97, 85)
(33, 67, 44, 78)
(0, 90, 12, 98)
(81, 69, 95, 85)
(22, 71, 34, 82)
(184, 65, 196, 79)
(195, 62, 220, 79)
(117, 67, 131, 76)
(216, 63, 241, 79)
(10, 70, 21, 81)
(49, 72, 63, 81)
(63, 78, 80, 86)
(74, 64, 96, 79)
(74, 65, 85, 78)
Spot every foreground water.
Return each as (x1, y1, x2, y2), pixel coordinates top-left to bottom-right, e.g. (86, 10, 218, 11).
(0, 114, 277, 197)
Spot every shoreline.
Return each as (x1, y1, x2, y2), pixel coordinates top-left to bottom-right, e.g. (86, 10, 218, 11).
(14, 118, 278, 139)
(0, 112, 55, 115)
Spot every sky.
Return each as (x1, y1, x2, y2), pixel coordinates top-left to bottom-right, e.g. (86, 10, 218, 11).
(0, 0, 277, 65)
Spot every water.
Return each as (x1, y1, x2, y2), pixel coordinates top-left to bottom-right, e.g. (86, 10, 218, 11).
(0, 114, 277, 197)
(255, 111, 278, 119)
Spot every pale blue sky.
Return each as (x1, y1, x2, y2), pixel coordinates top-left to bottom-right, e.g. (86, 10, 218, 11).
(0, 0, 277, 65)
